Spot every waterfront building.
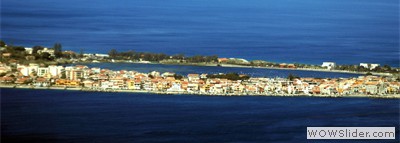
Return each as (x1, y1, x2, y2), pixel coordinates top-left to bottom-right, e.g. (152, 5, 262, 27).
(143, 80, 154, 91)
(55, 79, 81, 87)
(287, 64, 296, 69)
(0, 63, 11, 74)
(48, 65, 64, 77)
(91, 67, 101, 74)
(279, 63, 287, 68)
(126, 79, 135, 90)
(66, 69, 83, 80)
(187, 83, 199, 92)
(167, 83, 184, 92)
(188, 74, 200, 81)
(365, 81, 379, 94)
(200, 74, 208, 79)
(149, 71, 161, 77)
(360, 63, 380, 70)
(15, 77, 31, 84)
(133, 79, 142, 90)
(321, 62, 336, 70)
(109, 77, 126, 89)
(217, 58, 229, 63)
(20, 64, 38, 76)
(33, 78, 50, 87)
(82, 80, 95, 88)
(161, 72, 175, 77)
(0, 76, 15, 84)
(37, 67, 49, 77)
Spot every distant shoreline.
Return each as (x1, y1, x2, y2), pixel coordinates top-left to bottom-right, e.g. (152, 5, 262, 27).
(1, 85, 399, 99)
(80, 61, 393, 77)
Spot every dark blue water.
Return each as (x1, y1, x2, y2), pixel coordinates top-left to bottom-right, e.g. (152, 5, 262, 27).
(1, 0, 399, 66)
(76, 62, 361, 78)
(1, 88, 399, 143)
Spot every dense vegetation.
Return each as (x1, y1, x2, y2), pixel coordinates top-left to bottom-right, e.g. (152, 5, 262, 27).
(108, 49, 218, 63)
(0, 40, 77, 65)
(207, 73, 250, 81)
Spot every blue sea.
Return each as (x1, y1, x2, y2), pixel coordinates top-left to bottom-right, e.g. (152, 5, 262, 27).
(1, 0, 399, 66)
(1, 88, 399, 143)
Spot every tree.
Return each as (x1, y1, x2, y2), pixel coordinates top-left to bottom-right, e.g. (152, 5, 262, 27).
(53, 43, 62, 58)
(207, 73, 249, 81)
(108, 49, 118, 58)
(0, 40, 6, 47)
(174, 74, 183, 80)
(383, 65, 391, 71)
(41, 52, 51, 60)
(32, 46, 44, 54)
(79, 49, 84, 58)
(287, 74, 299, 81)
(173, 54, 185, 60)
(14, 46, 25, 52)
(60, 69, 66, 79)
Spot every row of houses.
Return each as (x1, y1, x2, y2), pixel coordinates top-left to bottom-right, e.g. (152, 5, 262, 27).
(0, 64, 399, 96)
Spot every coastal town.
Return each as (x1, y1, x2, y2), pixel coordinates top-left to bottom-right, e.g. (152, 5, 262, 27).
(0, 63, 399, 98)
(0, 42, 399, 98)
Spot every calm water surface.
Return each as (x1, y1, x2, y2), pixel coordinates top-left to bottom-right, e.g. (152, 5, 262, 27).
(1, 88, 399, 143)
(2, 0, 399, 66)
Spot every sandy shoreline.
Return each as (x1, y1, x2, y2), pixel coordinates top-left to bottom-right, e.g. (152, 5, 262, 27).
(1, 85, 399, 99)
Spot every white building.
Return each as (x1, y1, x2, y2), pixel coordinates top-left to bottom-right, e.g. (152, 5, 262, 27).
(360, 63, 368, 69)
(187, 74, 200, 81)
(17, 64, 29, 76)
(91, 67, 101, 74)
(229, 58, 250, 64)
(0, 64, 11, 74)
(370, 64, 380, 70)
(24, 47, 33, 54)
(149, 71, 160, 77)
(161, 72, 175, 77)
(37, 67, 49, 77)
(187, 83, 199, 92)
(67, 69, 83, 80)
(360, 63, 380, 70)
(321, 62, 336, 70)
(167, 83, 184, 92)
(95, 54, 109, 58)
(100, 81, 113, 89)
(48, 65, 64, 77)
(37, 48, 55, 56)
(18, 63, 40, 76)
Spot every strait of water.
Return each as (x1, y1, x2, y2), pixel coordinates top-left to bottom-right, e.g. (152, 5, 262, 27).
(1, 88, 399, 143)
(1, 0, 399, 66)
